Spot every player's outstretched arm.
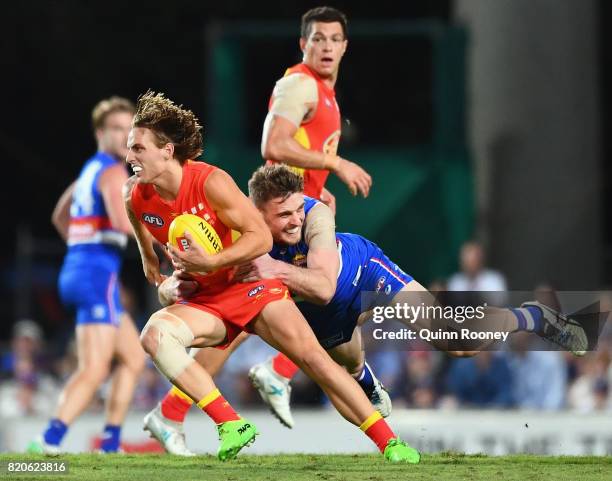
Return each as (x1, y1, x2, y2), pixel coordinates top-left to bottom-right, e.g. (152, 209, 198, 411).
(237, 203, 339, 304)
(122, 176, 163, 286)
(51, 180, 76, 241)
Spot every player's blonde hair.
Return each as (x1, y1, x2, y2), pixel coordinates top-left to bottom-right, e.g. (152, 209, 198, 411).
(133, 90, 203, 163)
(91, 96, 135, 131)
(248, 164, 304, 207)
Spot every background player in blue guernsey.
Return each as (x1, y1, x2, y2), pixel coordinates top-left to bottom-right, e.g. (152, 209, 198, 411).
(27, 97, 146, 454)
(147, 164, 587, 455)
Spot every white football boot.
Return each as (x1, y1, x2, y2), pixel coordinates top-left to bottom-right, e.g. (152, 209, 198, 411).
(248, 358, 294, 429)
(368, 367, 392, 418)
(143, 403, 195, 456)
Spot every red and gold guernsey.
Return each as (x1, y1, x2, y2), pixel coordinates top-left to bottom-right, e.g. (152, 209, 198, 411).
(130, 161, 234, 293)
(131, 160, 291, 347)
(267, 63, 341, 200)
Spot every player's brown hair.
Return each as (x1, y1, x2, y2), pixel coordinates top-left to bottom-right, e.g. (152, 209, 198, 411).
(133, 90, 203, 163)
(248, 164, 304, 206)
(301, 6, 348, 39)
(91, 96, 135, 131)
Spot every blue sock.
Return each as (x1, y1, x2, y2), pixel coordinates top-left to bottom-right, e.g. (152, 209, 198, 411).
(356, 362, 376, 397)
(511, 307, 543, 332)
(43, 418, 68, 446)
(100, 424, 121, 453)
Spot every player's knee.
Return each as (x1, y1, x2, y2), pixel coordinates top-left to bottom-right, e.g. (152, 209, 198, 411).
(140, 324, 160, 357)
(140, 312, 195, 380)
(78, 362, 110, 385)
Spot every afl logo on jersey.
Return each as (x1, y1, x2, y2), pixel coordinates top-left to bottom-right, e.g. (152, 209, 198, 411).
(142, 213, 164, 227)
(248, 285, 265, 297)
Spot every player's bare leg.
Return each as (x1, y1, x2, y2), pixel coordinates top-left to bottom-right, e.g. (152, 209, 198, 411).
(251, 298, 419, 462)
(56, 324, 117, 423)
(27, 324, 117, 454)
(140, 304, 257, 460)
(144, 332, 248, 455)
(106, 314, 145, 424)
(251, 300, 370, 423)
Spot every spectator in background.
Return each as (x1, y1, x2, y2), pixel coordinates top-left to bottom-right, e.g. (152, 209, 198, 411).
(447, 241, 507, 306)
(400, 351, 443, 409)
(507, 332, 567, 410)
(444, 351, 514, 408)
(0, 320, 59, 416)
(1, 320, 47, 379)
(567, 351, 611, 413)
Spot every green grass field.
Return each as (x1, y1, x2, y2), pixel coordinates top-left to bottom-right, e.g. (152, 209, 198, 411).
(0, 453, 610, 481)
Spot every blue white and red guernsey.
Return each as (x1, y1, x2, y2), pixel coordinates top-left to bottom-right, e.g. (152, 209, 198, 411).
(269, 196, 413, 349)
(58, 151, 127, 327)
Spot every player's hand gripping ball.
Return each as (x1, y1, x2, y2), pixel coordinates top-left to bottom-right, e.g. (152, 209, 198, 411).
(167, 214, 223, 274)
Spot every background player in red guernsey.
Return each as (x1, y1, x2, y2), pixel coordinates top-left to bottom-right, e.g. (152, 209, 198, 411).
(124, 91, 418, 462)
(255, 6, 373, 422)
(263, 6, 372, 212)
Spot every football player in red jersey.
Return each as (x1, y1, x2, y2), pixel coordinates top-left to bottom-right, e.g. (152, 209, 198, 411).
(125, 91, 419, 462)
(263, 6, 371, 210)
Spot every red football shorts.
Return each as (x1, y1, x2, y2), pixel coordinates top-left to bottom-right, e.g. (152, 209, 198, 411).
(178, 279, 291, 348)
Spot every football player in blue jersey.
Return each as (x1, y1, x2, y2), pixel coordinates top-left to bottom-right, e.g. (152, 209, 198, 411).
(28, 97, 146, 455)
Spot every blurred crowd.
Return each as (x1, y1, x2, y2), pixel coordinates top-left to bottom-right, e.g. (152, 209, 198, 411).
(1, 241, 611, 416)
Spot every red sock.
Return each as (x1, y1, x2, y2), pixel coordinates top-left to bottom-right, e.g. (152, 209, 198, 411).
(272, 353, 299, 379)
(197, 389, 241, 425)
(160, 386, 194, 423)
(360, 412, 395, 452)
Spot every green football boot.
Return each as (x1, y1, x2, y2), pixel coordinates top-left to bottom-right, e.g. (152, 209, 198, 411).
(216, 419, 258, 461)
(26, 436, 61, 456)
(383, 438, 421, 463)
